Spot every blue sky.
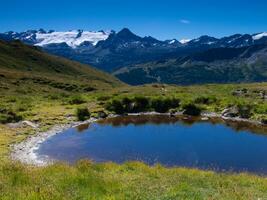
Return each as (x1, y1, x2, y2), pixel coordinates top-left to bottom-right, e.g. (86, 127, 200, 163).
(1, 0, 266, 40)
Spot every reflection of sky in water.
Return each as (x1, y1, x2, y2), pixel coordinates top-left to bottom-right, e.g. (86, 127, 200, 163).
(38, 115, 267, 175)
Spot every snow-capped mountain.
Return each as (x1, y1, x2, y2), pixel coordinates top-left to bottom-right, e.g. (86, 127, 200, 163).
(0, 29, 111, 48)
(184, 32, 267, 48)
(179, 39, 191, 44)
(1, 28, 267, 72)
(35, 30, 110, 48)
(2, 28, 267, 50)
(253, 32, 267, 40)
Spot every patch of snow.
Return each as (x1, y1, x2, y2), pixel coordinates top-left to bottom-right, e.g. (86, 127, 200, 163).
(180, 39, 191, 44)
(192, 38, 200, 43)
(169, 39, 176, 44)
(206, 41, 215, 45)
(227, 35, 243, 43)
(35, 30, 110, 48)
(26, 34, 33, 39)
(253, 32, 267, 40)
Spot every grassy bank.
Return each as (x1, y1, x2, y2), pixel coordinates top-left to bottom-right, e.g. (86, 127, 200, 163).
(1, 161, 267, 200)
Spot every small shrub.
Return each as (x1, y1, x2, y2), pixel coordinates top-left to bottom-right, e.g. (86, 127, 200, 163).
(97, 95, 111, 101)
(0, 111, 22, 124)
(122, 97, 132, 112)
(106, 97, 180, 114)
(194, 96, 217, 105)
(237, 104, 253, 119)
(182, 103, 202, 116)
(76, 107, 90, 121)
(69, 95, 86, 105)
(105, 100, 124, 114)
(151, 98, 167, 113)
(133, 96, 150, 112)
(151, 98, 180, 113)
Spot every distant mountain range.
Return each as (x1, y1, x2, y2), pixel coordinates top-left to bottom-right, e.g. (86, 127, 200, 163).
(1, 28, 267, 85)
(114, 44, 267, 85)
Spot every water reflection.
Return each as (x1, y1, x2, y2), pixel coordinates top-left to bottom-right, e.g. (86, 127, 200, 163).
(79, 115, 267, 135)
(76, 123, 90, 133)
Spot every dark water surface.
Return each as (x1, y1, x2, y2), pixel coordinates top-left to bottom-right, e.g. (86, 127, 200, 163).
(38, 115, 267, 175)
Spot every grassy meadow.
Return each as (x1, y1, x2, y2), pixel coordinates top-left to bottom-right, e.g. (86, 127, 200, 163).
(1, 81, 267, 199)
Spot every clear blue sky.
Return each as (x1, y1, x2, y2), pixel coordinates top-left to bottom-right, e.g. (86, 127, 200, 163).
(1, 0, 266, 40)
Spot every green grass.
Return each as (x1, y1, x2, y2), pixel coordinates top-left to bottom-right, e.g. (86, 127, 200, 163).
(1, 161, 267, 200)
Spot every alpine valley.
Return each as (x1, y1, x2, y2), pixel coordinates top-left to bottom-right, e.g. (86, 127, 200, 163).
(1, 28, 267, 85)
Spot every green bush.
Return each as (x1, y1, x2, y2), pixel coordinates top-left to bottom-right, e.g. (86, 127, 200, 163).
(151, 98, 180, 113)
(237, 104, 253, 119)
(0, 110, 23, 124)
(133, 96, 150, 112)
(121, 97, 132, 112)
(182, 103, 202, 116)
(106, 96, 180, 114)
(76, 107, 91, 121)
(69, 95, 86, 105)
(194, 96, 217, 105)
(105, 99, 124, 114)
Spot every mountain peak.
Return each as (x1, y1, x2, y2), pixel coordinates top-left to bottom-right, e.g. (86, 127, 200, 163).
(116, 28, 141, 40)
(38, 28, 46, 34)
(118, 28, 132, 34)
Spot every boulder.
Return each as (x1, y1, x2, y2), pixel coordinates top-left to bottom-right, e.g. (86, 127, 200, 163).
(7, 120, 39, 129)
(221, 107, 239, 118)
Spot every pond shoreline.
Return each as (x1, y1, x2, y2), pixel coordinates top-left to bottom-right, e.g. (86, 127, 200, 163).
(11, 112, 266, 166)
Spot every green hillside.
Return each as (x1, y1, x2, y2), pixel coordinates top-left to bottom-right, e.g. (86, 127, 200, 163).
(0, 40, 122, 92)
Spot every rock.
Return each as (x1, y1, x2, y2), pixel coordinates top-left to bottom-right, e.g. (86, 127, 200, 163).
(98, 111, 108, 119)
(7, 120, 39, 129)
(169, 109, 176, 117)
(7, 122, 23, 128)
(221, 107, 239, 118)
(169, 113, 175, 117)
(201, 117, 209, 121)
(65, 114, 74, 118)
(22, 121, 39, 128)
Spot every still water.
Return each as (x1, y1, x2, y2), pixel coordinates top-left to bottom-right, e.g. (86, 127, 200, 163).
(38, 115, 267, 174)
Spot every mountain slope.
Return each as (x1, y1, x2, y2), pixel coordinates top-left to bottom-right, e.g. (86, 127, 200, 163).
(113, 44, 267, 85)
(0, 40, 123, 92)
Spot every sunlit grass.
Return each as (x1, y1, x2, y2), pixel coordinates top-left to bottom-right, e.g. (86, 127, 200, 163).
(0, 161, 267, 200)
